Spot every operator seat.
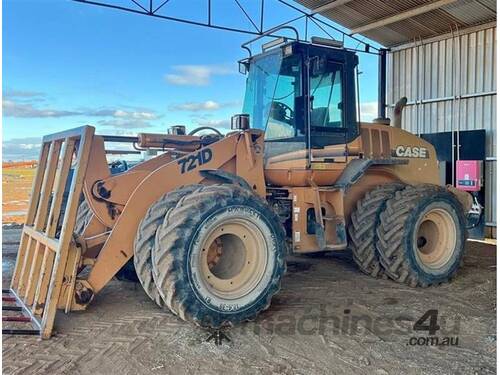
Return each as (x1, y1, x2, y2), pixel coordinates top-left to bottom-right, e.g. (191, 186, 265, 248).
(311, 107, 329, 127)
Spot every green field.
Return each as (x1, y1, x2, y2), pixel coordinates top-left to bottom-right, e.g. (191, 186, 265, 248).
(3, 167, 36, 224)
(3, 168, 36, 178)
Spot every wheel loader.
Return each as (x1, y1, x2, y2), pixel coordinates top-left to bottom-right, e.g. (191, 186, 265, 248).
(6, 31, 473, 338)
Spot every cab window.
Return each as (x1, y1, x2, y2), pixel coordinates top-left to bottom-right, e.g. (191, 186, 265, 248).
(310, 62, 343, 131)
(265, 55, 303, 140)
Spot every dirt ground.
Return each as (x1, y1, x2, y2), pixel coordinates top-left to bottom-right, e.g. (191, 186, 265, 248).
(2, 167, 35, 224)
(2, 225, 496, 375)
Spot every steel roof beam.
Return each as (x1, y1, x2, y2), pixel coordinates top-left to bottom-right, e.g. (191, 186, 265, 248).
(350, 0, 460, 35)
(312, 0, 353, 14)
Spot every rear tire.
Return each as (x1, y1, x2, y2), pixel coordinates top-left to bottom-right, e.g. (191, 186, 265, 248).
(376, 185, 466, 287)
(152, 184, 286, 328)
(348, 183, 404, 277)
(133, 185, 201, 307)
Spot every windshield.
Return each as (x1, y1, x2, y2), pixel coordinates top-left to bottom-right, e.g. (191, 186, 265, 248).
(242, 49, 303, 140)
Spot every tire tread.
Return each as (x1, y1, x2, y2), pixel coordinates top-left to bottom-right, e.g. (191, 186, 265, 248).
(376, 184, 463, 287)
(348, 183, 404, 278)
(153, 184, 286, 328)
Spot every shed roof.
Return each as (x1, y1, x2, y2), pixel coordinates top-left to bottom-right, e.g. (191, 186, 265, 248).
(294, 0, 496, 47)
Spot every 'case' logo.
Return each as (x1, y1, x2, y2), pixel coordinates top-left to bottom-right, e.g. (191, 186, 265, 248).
(393, 145, 429, 158)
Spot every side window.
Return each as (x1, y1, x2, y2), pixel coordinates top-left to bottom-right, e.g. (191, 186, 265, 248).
(310, 62, 343, 129)
(267, 74, 296, 138)
(265, 56, 303, 141)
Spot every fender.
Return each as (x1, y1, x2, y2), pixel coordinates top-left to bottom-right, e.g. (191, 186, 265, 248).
(334, 158, 409, 191)
(199, 169, 254, 191)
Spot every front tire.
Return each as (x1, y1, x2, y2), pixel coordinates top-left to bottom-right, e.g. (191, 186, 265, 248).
(152, 184, 286, 328)
(376, 185, 466, 287)
(133, 185, 201, 307)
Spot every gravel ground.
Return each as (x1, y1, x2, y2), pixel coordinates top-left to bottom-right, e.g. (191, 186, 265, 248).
(2, 225, 496, 375)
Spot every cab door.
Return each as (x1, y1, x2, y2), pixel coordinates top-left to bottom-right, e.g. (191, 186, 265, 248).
(307, 52, 359, 151)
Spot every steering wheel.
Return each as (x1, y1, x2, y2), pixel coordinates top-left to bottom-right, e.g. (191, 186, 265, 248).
(188, 126, 223, 136)
(270, 101, 293, 122)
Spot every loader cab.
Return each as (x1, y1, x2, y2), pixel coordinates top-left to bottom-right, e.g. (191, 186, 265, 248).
(241, 40, 359, 153)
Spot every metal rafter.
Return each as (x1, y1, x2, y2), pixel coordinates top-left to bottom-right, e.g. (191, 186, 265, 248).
(234, 0, 260, 32)
(73, 0, 381, 54)
(350, 0, 460, 35)
(312, 0, 352, 14)
(73, 0, 272, 37)
(276, 0, 378, 51)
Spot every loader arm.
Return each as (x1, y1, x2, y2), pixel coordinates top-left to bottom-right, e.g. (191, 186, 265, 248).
(81, 135, 180, 228)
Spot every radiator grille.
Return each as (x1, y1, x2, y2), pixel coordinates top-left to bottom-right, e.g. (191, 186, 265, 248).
(361, 128, 391, 158)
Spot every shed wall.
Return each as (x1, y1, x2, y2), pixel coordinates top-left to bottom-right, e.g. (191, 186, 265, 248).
(387, 24, 497, 226)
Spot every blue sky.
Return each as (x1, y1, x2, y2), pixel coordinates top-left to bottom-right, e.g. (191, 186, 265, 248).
(3, 0, 380, 160)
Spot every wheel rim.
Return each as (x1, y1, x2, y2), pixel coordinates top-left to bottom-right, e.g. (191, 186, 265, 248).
(198, 218, 268, 300)
(415, 208, 457, 269)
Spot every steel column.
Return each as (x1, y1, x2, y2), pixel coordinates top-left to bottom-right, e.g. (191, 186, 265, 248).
(378, 48, 388, 119)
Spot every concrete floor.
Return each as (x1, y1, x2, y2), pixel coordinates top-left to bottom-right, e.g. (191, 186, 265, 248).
(2, 225, 496, 375)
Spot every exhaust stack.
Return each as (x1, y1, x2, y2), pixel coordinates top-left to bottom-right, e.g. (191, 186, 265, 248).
(393, 97, 407, 129)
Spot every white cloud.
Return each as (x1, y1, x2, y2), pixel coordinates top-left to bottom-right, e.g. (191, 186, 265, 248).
(359, 101, 378, 122)
(112, 109, 158, 120)
(164, 64, 233, 86)
(170, 100, 220, 111)
(97, 119, 154, 129)
(169, 100, 240, 112)
(3, 137, 42, 161)
(3, 100, 79, 118)
(19, 143, 38, 150)
(3, 89, 45, 99)
(82, 108, 159, 120)
(192, 118, 231, 129)
(3, 98, 160, 121)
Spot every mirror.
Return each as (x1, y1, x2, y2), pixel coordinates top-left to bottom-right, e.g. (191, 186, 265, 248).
(239, 61, 248, 75)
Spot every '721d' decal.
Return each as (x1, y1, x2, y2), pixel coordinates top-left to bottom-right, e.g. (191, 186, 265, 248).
(178, 148, 213, 174)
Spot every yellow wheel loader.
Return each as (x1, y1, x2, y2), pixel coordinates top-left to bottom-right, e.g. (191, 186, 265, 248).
(6, 32, 472, 338)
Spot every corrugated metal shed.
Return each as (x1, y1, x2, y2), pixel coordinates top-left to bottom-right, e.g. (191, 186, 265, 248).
(295, 0, 496, 47)
(387, 23, 496, 225)
(295, 1, 496, 228)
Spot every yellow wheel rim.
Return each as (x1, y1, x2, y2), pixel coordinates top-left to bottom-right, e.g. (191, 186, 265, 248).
(198, 218, 267, 300)
(415, 208, 457, 269)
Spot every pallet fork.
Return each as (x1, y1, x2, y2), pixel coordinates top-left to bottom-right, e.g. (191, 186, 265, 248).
(4, 126, 94, 338)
